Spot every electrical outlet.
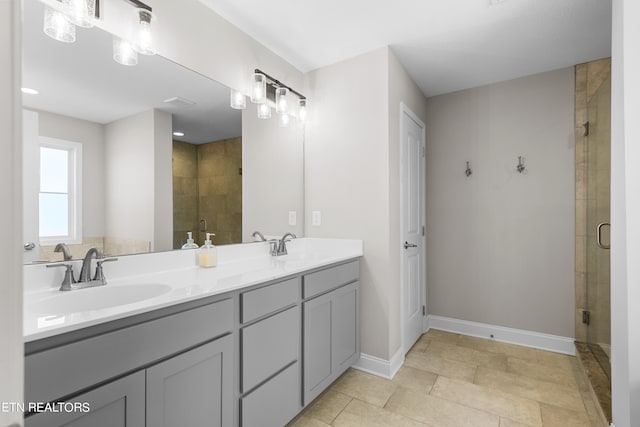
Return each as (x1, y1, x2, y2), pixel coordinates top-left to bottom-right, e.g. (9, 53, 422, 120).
(288, 211, 297, 226)
(312, 211, 321, 226)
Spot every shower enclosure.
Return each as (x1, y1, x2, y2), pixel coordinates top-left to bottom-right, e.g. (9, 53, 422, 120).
(585, 71, 611, 372)
(574, 59, 611, 423)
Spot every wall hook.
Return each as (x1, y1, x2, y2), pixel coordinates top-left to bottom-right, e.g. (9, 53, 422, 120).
(516, 156, 526, 174)
(465, 161, 472, 177)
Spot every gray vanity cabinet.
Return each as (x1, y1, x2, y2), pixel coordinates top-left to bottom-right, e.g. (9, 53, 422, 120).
(303, 261, 360, 405)
(146, 335, 233, 427)
(25, 371, 145, 427)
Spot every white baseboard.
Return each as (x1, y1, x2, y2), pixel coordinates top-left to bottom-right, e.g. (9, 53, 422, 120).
(426, 315, 576, 356)
(352, 347, 404, 379)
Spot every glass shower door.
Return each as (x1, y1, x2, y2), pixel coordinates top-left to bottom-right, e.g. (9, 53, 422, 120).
(585, 73, 611, 375)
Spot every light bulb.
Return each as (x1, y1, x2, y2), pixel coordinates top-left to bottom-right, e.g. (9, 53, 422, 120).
(298, 99, 307, 122)
(257, 103, 271, 119)
(279, 113, 290, 127)
(251, 73, 267, 104)
(133, 10, 155, 56)
(67, 0, 95, 28)
(230, 89, 246, 109)
(113, 37, 138, 66)
(44, 6, 76, 43)
(275, 87, 289, 114)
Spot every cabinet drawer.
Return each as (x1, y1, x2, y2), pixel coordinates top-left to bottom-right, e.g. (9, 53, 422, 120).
(25, 298, 233, 405)
(241, 306, 299, 392)
(241, 277, 299, 323)
(241, 362, 300, 427)
(303, 260, 359, 298)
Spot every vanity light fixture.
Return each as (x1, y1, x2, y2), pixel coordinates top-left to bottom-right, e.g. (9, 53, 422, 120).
(44, 5, 76, 43)
(133, 9, 155, 56)
(113, 37, 138, 66)
(257, 103, 272, 119)
(275, 87, 289, 114)
(230, 89, 247, 110)
(67, 0, 96, 28)
(298, 99, 307, 122)
(251, 73, 267, 104)
(249, 69, 307, 125)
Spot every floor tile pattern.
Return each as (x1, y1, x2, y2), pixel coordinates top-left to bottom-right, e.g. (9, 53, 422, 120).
(288, 330, 606, 427)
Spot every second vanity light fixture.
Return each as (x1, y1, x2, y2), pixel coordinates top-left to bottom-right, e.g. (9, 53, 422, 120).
(230, 69, 308, 126)
(43, 0, 157, 67)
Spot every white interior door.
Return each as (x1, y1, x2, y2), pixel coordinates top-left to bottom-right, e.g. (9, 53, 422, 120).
(23, 109, 40, 263)
(401, 105, 425, 354)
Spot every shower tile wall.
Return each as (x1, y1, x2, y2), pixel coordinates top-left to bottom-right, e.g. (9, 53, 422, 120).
(197, 137, 242, 246)
(172, 138, 242, 249)
(574, 58, 610, 342)
(173, 140, 200, 248)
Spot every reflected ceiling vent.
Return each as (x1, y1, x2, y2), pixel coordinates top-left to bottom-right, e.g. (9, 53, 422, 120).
(163, 96, 196, 108)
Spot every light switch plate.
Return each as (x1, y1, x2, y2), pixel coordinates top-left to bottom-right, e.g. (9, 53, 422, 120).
(288, 211, 297, 226)
(312, 211, 321, 226)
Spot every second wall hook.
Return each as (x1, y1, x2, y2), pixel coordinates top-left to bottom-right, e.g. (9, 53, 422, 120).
(516, 156, 526, 174)
(465, 161, 472, 177)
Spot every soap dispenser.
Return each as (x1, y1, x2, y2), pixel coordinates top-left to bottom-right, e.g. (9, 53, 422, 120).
(181, 232, 199, 249)
(198, 233, 218, 268)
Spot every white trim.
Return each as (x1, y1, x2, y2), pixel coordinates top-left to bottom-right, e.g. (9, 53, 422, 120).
(352, 348, 404, 379)
(399, 102, 427, 355)
(427, 315, 576, 356)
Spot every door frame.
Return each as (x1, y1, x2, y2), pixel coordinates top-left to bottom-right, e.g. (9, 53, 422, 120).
(399, 102, 427, 354)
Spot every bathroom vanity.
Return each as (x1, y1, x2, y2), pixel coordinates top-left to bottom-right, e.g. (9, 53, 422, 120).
(23, 238, 362, 427)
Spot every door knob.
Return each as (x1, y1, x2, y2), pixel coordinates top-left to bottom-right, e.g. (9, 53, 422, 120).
(24, 242, 36, 251)
(404, 241, 417, 249)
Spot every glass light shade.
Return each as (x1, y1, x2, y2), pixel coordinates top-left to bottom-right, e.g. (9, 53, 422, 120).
(67, 0, 95, 28)
(133, 10, 155, 56)
(251, 73, 267, 104)
(113, 37, 138, 66)
(298, 99, 307, 122)
(279, 113, 290, 127)
(257, 103, 271, 119)
(230, 89, 246, 109)
(275, 87, 289, 114)
(44, 6, 76, 43)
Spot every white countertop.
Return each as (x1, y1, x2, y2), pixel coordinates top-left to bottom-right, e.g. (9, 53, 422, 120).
(23, 238, 363, 342)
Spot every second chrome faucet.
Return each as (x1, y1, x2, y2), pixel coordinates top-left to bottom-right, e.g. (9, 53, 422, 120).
(48, 247, 118, 291)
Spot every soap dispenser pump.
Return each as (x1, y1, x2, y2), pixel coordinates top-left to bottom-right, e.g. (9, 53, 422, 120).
(181, 232, 199, 249)
(198, 233, 218, 268)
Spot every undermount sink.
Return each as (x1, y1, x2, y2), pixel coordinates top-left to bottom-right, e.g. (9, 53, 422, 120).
(30, 283, 172, 315)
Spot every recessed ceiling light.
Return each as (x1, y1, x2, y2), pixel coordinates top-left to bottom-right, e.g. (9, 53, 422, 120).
(173, 131, 185, 137)
(21, 87, 39, 95)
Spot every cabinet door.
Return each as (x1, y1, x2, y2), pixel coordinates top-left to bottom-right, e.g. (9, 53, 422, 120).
(25, 371, 144, 427)
(146, 335, 233, 427)
(331, 281, 359, 375)
(303, 291, 333, 405)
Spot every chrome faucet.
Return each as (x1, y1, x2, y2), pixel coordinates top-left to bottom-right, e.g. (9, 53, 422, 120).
(78, 247, 101, 283)
(252, 231, 267, 242)
(276, 233, 297, 256)
(54, 243, 73, 261)
(48, 247, 118, 291)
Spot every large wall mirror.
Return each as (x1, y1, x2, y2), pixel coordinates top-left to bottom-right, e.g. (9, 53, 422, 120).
(22, 0, 304, 263)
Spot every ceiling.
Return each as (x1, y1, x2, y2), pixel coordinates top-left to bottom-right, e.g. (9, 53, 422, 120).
(198, 0, 611, 96)
(22, 0, 241, 144)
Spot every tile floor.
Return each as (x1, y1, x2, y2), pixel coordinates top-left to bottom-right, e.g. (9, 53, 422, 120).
(288, 329, 605, 427)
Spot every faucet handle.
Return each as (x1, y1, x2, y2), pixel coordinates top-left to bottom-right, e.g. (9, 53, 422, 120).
(267, 239, 279, 256)
(93, 257, 118, 283)
(47, 263, 76, 291)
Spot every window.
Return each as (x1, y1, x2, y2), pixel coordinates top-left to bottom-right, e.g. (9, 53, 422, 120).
(39, 137, 82, 245)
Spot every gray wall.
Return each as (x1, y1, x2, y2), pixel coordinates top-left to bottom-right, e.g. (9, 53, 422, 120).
(305, 47, 429, 362)
(425, 68, 576, 338)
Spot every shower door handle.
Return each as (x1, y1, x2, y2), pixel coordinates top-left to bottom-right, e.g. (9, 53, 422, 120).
(596, 222, 610, 250)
